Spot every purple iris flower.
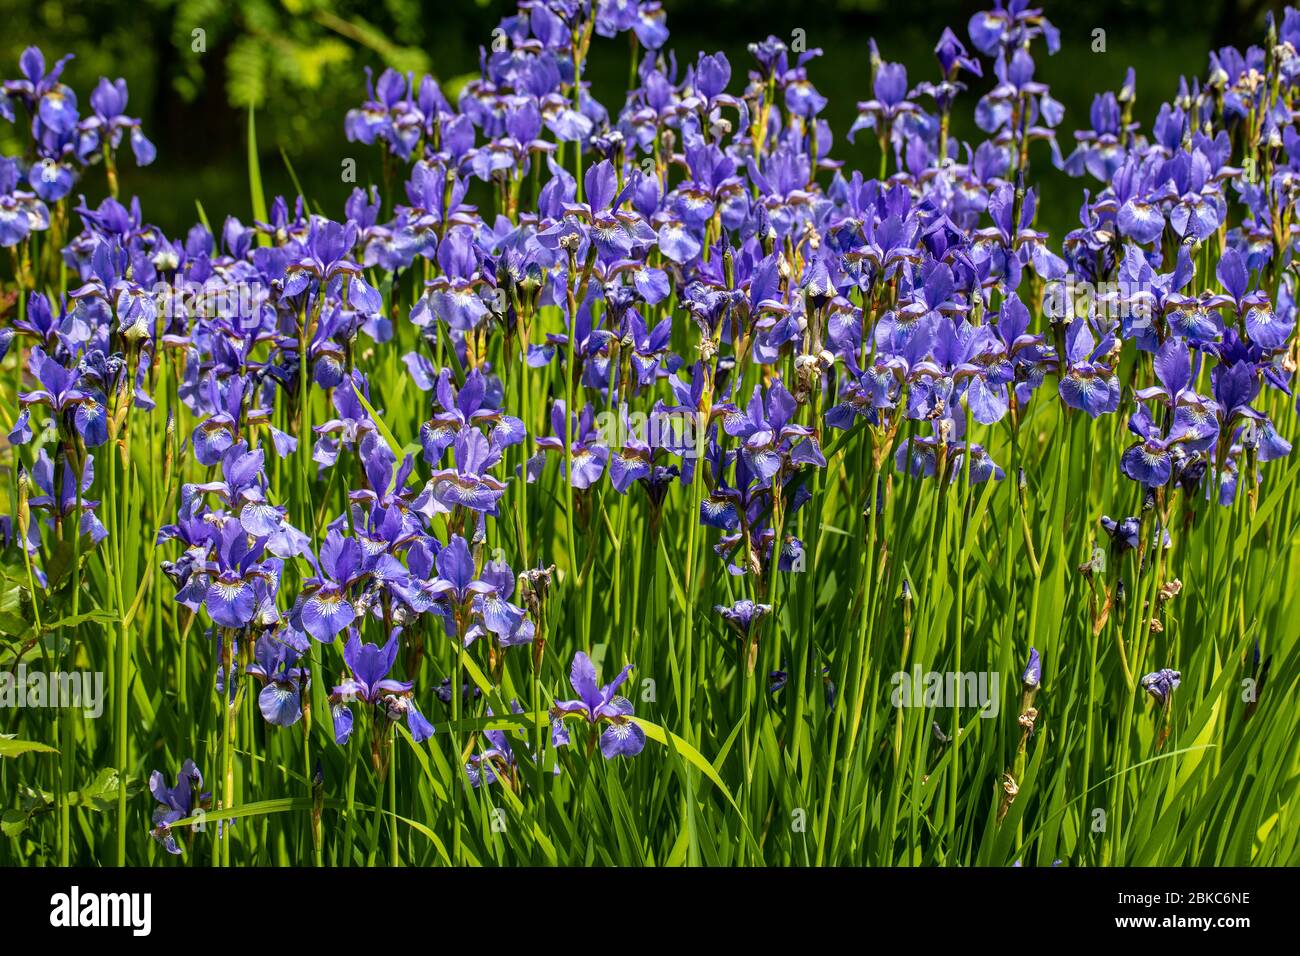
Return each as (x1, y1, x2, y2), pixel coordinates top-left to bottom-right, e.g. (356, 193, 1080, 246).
(185, 441, 295, 547)
(433, 677, 481, 707)
(329, 628, 434, 745)
(1160, 148, 1226, 242)
(826, 348, 893, 432)
(350, 431, 419, 518)
(935, 27, 983, 78)
(1121, 404, 1177, 488)
(11, 291, 64, 349)
(534, 399, 609, 489)
(1101, 514, 1141, 552)
(387, 161, 465, 263)
(719, 380, 825, 484)
(27, 156, 76, 203)
(3, 47, 79, 135)
(426, 535, 491, 607)
(245, 633, 310, 727)
(294, 528, 371, 641)
(410, 226, 492, 330)
(190, 375, 249, 467)
(975, 185, 1064, 287)
(606, 407, 682, 502)
(967, 1, 1060, 57)
(308, 306, 357, 389)
(848, 60, 919, 143)
(313, 370, 379, 469)
(24, 448, 107, 549)
(467, 706, 522, 788)
(1108, 246, 1204, 346)
(346, 186, 401, 271)
(1133, 337, 1220, 454)
(80, 76, 155, 167)
(538, 159, 643, 261)
(416, 367, 525, 464)
(344, 67, 411, 153)
(715, 599, 772, 638)
(149, 759, 207, 855)
(466, 702, 557, 788)
(1212, 248, 1293, 349)
(698, 437, 801, 576)
(202, 520, 274, 629)
(985, 293, 1050, 408)
(1, 47, 63, 108)
(910, 318, 1010, 426)
(0, 189, 46, 247)
(0, 152, 51, 247)
(158, 498, 219, 611)
(1063, 84, 1131, 182)
(423, 535, 527, 644)
(551, 651, 645, 758)
(1101, 513, 1171, 553)
(672, 144, 746, 235)
(1112, 161, 1167, 247)
(1056, 319, 1121, 418)
(622, 305, 676, 379)
(1141, 668, 1181, 705)
(974, 48, 1064, 164)
(690, 50, 740, 112)
(465, 554, 531, 647)
(1210, 355, 1268, 441)
(282, 218, 380, 313)
(631, 1, 669, 49)
(417, 428, 510, 517)
(14, 345, 109, 447)
(465, 95, 554, 183)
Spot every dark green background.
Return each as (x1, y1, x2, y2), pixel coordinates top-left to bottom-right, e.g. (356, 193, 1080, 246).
(0, 0, 1280, 241)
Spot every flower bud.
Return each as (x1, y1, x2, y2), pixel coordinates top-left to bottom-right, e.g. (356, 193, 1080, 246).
(1021, 647, 1042, 690)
